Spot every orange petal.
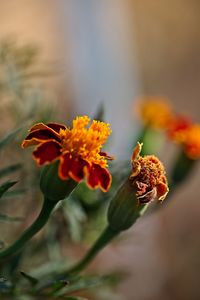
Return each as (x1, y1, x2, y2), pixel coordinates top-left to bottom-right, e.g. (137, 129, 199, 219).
(156, 182, 169, 201)
(22, 129, 61, 148)
(131, 142, 142, 162)
(85, 164, 112, 192)
(59, 153, 88, 182)
(33, 140, 62, 165)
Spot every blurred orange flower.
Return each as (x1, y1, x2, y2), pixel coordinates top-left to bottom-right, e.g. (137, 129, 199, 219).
(22, 116, 113, 191)
(184, 125, 200, 159)
(167, 115, 200, 159)
(130, 143, 169, 203)
(137, 96, 173, 129)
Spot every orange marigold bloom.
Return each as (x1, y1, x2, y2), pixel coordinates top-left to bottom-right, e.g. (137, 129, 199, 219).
(138, 97, 173, 129)
(22, 116, 113, 192)
(130, 143, 169, 203)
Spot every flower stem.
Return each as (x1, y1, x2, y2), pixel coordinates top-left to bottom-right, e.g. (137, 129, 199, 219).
(0, 197, 57, 260)
(60, 226, 119, 277)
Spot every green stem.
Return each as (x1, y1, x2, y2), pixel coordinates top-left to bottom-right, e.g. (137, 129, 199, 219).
(60, 226, 119, 277)
(0, 197, 57, 260)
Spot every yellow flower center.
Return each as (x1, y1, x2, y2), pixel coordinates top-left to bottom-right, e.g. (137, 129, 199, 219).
(59, 116, 111, 166)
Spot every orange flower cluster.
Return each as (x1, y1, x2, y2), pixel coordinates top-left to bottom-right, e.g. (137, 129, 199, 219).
(130, 143, 169, 203)
(137, 97, 200, 160)
(22, 116, 113, 192)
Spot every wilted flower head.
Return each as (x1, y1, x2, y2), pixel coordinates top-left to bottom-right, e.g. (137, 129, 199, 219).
(130, 143, 169, 203)
(22, 116, 113, 192)
(138, 96, 173, 129)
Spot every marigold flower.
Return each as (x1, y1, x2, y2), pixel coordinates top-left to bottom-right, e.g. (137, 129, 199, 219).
(22, 116, 113, 192)
(130, 143, 169, 203)
(138, 97, 173, 129)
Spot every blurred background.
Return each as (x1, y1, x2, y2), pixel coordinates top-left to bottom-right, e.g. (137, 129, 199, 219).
(0, 1, 200, 299)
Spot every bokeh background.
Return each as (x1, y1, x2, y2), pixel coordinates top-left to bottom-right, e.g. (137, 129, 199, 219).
(0, 1, 200, 299)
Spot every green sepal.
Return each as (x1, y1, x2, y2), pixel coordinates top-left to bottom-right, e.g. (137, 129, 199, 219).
(40, 161, 77, 202)
(108, 179, 148, 231)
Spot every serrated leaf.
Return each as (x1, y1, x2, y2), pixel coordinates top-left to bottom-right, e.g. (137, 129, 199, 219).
(0, 127, 22, 150)
(0, 163, 22, 179)
(0, 214, 23, 223)
(20, 271, 38, 286)
(0, 181, 17, 198)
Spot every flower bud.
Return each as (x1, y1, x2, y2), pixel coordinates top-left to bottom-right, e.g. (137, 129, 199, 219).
(40, 161, 77, 202)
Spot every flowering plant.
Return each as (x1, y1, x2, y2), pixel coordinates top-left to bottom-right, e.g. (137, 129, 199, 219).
(0, 41, 198, 300)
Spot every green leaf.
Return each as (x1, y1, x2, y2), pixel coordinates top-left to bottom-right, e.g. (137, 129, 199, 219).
(0, 163, 22, 179)
(0, 181, 17, 198)
(2, 188, 26, 199)
(0, 214, 23, 223)
(0, 127, 22, 150)
(20, 271, 38, 286)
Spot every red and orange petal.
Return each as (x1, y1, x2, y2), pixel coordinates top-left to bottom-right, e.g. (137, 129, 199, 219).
(29, 122, 66, 133)
(58, 153, 88, 182)
(85, 163, 112, 192)
(22, 122, 66, 148)
(22, 129, 61, 148)
(33, 140, 62, 165)
(58, 154, 111, 192)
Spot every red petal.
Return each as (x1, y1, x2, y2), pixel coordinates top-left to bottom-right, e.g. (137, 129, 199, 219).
(59, 154, 88, 181)
(33, 140, 61, 165)
(85, 164, 112, 192)
(47, 122, 67, 133)
(22, 129, 60, 148)
(30, 123, 49, 132)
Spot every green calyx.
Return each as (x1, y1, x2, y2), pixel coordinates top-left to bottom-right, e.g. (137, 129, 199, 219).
(40, 161, 77, 202)
(108, 179, 148, 232)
